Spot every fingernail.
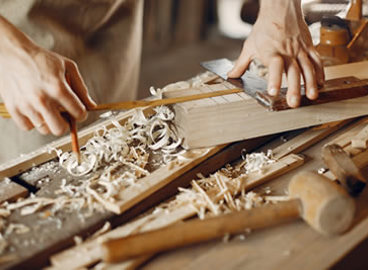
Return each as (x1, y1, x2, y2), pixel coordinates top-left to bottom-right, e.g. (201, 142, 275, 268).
(88, 95, 97, 108)
(289, 96, 299, 108)
(268, 88, 278, 96)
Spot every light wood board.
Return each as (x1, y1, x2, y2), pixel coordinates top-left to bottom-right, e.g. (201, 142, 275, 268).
(166, 61, 368, 149)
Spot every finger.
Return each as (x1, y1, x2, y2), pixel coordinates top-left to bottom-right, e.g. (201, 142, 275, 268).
(25, 107, 50, 135)
(36, 123, 51, 135)
(227, 42, 252, 78)
(65, 60, 97, 110)
(7, 106, 33, 131)
(50, 80, 87, 122)
(286, 59, 301, 108)
(267, 55, 284, 96)
(308, 48, 325, 86)
(297, 50, 318, 100)
(25, 106, 43, 128)
(38, 99, 68, 136)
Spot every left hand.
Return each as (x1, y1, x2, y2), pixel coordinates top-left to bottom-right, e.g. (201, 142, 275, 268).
(228, 0, 325, 108)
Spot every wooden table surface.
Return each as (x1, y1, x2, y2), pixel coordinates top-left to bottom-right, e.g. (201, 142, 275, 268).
(139, 122, 368, 270)
(2, 64, 368, 269)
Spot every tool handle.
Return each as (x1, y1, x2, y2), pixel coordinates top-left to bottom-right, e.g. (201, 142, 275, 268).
(322, 144, 366, 196)
(102, 199, 300, 263)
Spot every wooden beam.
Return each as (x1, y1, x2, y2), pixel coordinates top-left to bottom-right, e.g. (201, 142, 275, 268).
(167, 61, 368, 149)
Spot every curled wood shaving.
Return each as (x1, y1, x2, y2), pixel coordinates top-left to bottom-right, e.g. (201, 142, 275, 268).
(243, 150, 275, 173)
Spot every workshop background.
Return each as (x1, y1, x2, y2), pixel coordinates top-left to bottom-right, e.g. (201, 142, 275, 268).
(139, 0, 368, 98)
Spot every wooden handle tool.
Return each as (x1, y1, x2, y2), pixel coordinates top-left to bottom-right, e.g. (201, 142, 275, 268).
(322, 144, 366, 196)
(62, 113, 81, 164)
(102, 172, 355, 263)
(0, 88, 242, 118)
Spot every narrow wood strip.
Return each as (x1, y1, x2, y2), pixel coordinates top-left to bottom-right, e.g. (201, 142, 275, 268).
(0, 179, 28, 204)
(327, 117, 368, 147)
(0, 88, 242, 117)
(243, 154, 305, 191)
(93, 88, 242, 111)
(273, 119, 351, 159)
(94, 146, 227, 214)
(351, 124, 368, 149)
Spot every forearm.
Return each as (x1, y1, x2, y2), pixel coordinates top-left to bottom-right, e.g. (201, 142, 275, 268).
(258, 0, 304, 31)
(0, 15, 94, 136)
(0, 15, 37, 54)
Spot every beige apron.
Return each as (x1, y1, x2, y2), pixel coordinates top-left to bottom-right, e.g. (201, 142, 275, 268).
(0, 0, 143, 163)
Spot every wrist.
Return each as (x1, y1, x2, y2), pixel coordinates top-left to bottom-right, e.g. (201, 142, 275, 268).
(258, 0, 303, 24)
(0, 16, 38, 54)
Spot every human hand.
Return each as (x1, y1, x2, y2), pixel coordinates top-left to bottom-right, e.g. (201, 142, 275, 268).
(0, 16, 96, 136)
(228, 0, 325, 108)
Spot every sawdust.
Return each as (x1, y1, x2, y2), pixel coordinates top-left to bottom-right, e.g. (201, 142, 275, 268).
(155, 149, 285, 221)
(0, 74, 219, 259)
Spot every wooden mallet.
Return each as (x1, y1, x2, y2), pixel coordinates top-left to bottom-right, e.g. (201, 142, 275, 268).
(322, 144, 366, 196)
(102, 171, 355, 263)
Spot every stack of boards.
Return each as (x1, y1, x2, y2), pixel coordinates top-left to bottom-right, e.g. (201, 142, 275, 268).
(165, 61, 368, 149)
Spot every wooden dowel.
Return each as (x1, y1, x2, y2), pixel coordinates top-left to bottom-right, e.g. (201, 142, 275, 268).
(0, 88, 243, 118)
(102, 199, 301, 263)
(62, 113, 81, 164)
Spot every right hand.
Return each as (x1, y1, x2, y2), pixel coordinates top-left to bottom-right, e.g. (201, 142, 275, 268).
(0, 16, 96, 136)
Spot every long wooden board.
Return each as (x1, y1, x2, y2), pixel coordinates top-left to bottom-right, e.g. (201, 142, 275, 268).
(167, 61, 368, 149)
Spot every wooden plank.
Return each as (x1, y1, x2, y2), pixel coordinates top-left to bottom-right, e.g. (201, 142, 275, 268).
(351, 124, 368, 148)
(100, 145, 227, 214)
(207, 83, 242, 103)
(272, 119, 351, 159)
(171, 61, 368, 149)
(0, 110, 136, 180)
(0, 178, 28, 203)
(327, 117, 368, 147)
(243, 154, 304, 191)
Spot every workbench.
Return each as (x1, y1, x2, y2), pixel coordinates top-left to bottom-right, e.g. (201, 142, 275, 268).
(0, 65, 368, 270)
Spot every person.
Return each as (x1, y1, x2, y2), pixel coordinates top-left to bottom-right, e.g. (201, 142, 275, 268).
(0, 0, 323, 164)
(0, 0, 143, 163)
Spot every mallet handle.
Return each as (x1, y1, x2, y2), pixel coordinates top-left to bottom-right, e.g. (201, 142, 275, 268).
(102, 199, 301, 263)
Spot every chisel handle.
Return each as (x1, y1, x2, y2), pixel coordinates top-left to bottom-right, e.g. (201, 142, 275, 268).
(102, 199, 300, 263)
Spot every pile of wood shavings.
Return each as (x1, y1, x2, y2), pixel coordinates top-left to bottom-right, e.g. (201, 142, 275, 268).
(155, 150, 286, 220)
(0, 76, 218, 258)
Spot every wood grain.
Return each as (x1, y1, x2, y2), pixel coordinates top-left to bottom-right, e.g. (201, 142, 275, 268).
(167, 61, 368, 149)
